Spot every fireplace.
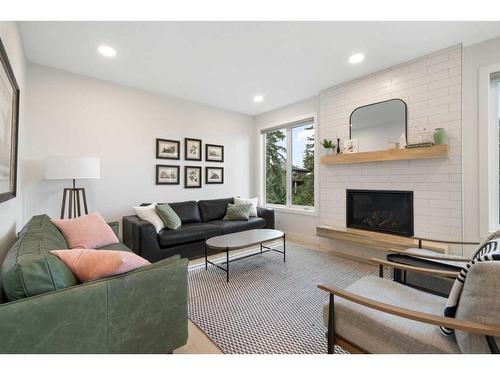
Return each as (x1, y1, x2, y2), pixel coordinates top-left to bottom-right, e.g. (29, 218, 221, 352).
(346, 190, 414, 237)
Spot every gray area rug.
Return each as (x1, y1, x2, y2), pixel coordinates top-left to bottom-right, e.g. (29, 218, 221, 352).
(188, 243, 380, 354)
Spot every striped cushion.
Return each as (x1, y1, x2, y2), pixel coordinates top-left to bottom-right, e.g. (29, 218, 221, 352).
(223, 203, 252, 221)
(440, 238, 500, 335)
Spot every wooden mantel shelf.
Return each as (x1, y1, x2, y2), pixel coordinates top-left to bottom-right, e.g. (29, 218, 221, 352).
(320, 144, 448, 165)
(316, 225, 447, 253)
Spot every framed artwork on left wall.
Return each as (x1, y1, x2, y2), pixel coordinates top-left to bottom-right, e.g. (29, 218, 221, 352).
(156, 138, 180, 160)
(0, 38, 20, 204)
(156, 165, 180, 185)
(206, 167, 224, 184)
(185, 138, 202, 161)
(184, 166, 202, 188)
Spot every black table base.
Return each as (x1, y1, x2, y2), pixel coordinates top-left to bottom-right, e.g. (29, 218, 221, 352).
(205, 234, 286, 282)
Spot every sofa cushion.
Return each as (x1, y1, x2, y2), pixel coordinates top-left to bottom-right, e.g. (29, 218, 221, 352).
(50, 249, 150, 282)
(223, 203, 252, 221)
(97, 242, 132, 252)
(159, 223, 222, 247)
(0, 215, 78, 301)
(322, 276, 460, 354)
(234, 197, 258, 217)
(168, 201, 202, 224)
(141, 201, 201, 224)
(209, 217, 266, 235)
(156, 203, 182, 230)
(52, 212, 120, 249)
(198, 198, 234, 222)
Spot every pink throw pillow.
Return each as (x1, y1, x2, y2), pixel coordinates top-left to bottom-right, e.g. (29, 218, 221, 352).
(52, 212, 119, 249)
(50, 249, 150, 282)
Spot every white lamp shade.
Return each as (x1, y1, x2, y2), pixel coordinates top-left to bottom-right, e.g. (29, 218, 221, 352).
(45, 156, 100, 180)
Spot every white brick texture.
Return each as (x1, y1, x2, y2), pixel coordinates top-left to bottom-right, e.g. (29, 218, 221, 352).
(319, 45, 463, 249)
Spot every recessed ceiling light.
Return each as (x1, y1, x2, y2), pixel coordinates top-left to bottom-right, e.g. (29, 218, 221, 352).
(348, 53, 365, 64)
(98, 45, 117, 58)
(253, 95, 264, 103)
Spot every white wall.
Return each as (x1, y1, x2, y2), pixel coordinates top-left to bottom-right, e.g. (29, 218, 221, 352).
(463, 36, 500, 243)
(0, 22, 26, 261)
(319, 45, 465, 255)
(253, 96, 319, 243)
(23, 64, 254, 226)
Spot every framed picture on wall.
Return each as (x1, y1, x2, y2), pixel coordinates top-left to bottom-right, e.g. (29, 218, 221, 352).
(205, 144, 224, 162)
(156, 165, 180, 185)
(0, 39, 20, 204)
(184, 166, 202, 188)
(156, 138, 180, 160)
(206, 167, 224, 184)
(184, 138, 202, 161)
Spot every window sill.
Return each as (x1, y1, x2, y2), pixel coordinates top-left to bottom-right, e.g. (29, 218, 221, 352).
(263, 205, 317, 217)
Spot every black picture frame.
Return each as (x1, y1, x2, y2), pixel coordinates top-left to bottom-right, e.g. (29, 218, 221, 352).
(156, 138, 180, 160)
(184, 166, 202, 188)
(156, 164, 180, 185)
(205, 144, 224, 162)
(0, 38, 20, 204)
(206, 167, 224, 184)
(184, 138, 202, 161)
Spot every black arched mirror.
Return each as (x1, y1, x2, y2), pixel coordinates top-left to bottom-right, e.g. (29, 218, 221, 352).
(349, 99, 407, 153)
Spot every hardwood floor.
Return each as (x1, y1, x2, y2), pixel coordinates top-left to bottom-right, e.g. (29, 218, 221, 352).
(174, 320, 223, 354)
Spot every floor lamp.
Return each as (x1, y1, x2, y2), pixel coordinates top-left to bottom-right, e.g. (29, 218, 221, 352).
(45, 156, 100, 219)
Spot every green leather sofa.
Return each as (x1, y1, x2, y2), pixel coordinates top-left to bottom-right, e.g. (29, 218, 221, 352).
(0, 215, 188, 354)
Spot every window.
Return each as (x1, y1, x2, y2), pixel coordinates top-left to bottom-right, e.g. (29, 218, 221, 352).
(263, 117, 315, 210)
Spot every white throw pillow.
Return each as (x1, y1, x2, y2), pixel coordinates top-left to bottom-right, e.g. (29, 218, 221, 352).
(234, 197, 258, 217)
(132, 203, 165, 233)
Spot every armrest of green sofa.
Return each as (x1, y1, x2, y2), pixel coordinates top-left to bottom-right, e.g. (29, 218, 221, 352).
(0, 255, 188, 354)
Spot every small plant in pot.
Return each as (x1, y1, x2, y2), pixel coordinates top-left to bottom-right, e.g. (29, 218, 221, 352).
(322, 139, 335, 155)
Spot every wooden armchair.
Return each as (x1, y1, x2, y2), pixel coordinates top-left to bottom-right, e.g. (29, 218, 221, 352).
(318, 254, 500, 354)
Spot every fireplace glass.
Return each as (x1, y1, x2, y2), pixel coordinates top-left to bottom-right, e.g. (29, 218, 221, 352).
(346, 189, 414, 237)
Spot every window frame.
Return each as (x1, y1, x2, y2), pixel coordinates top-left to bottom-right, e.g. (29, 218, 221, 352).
(479, 65, 500, 236)
(262, 114, 317, 215)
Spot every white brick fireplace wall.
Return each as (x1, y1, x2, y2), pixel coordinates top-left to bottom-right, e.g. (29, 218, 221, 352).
(318, 45, 464, 255)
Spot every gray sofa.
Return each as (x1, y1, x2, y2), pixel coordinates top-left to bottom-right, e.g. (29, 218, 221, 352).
(123, 197, 275, 262)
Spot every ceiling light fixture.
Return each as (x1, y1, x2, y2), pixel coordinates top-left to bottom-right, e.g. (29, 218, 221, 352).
(98, 45, 117, 58)
(253, 95, 264, 103)
(348, 53, 365, 64)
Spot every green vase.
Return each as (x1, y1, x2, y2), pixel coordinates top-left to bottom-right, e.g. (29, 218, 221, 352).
(433, 128, 447, 145)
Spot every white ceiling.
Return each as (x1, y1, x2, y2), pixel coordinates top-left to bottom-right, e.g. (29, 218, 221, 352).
(18, 21, 500, 116)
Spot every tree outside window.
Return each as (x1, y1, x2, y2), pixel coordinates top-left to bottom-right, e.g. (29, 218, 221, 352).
(264, 118, 315, 209)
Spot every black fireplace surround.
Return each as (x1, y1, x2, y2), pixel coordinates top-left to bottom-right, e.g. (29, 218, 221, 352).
(346, 189, 414, 237)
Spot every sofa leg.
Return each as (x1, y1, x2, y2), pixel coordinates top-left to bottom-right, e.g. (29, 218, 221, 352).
(327, 293, 336, 354)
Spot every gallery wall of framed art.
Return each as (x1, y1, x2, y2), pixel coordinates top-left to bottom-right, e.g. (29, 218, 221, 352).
(0, 38, 20, 204)
(155, 137, 224, 188)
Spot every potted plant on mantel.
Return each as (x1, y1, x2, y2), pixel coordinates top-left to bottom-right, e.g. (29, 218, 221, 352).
(322, 138, 335, 155)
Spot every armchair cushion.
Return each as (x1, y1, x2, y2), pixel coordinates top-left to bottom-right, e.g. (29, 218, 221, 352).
(441, 239, 500, 335)
(455, 261, 500, 353)
(323, 276, 459, 354)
